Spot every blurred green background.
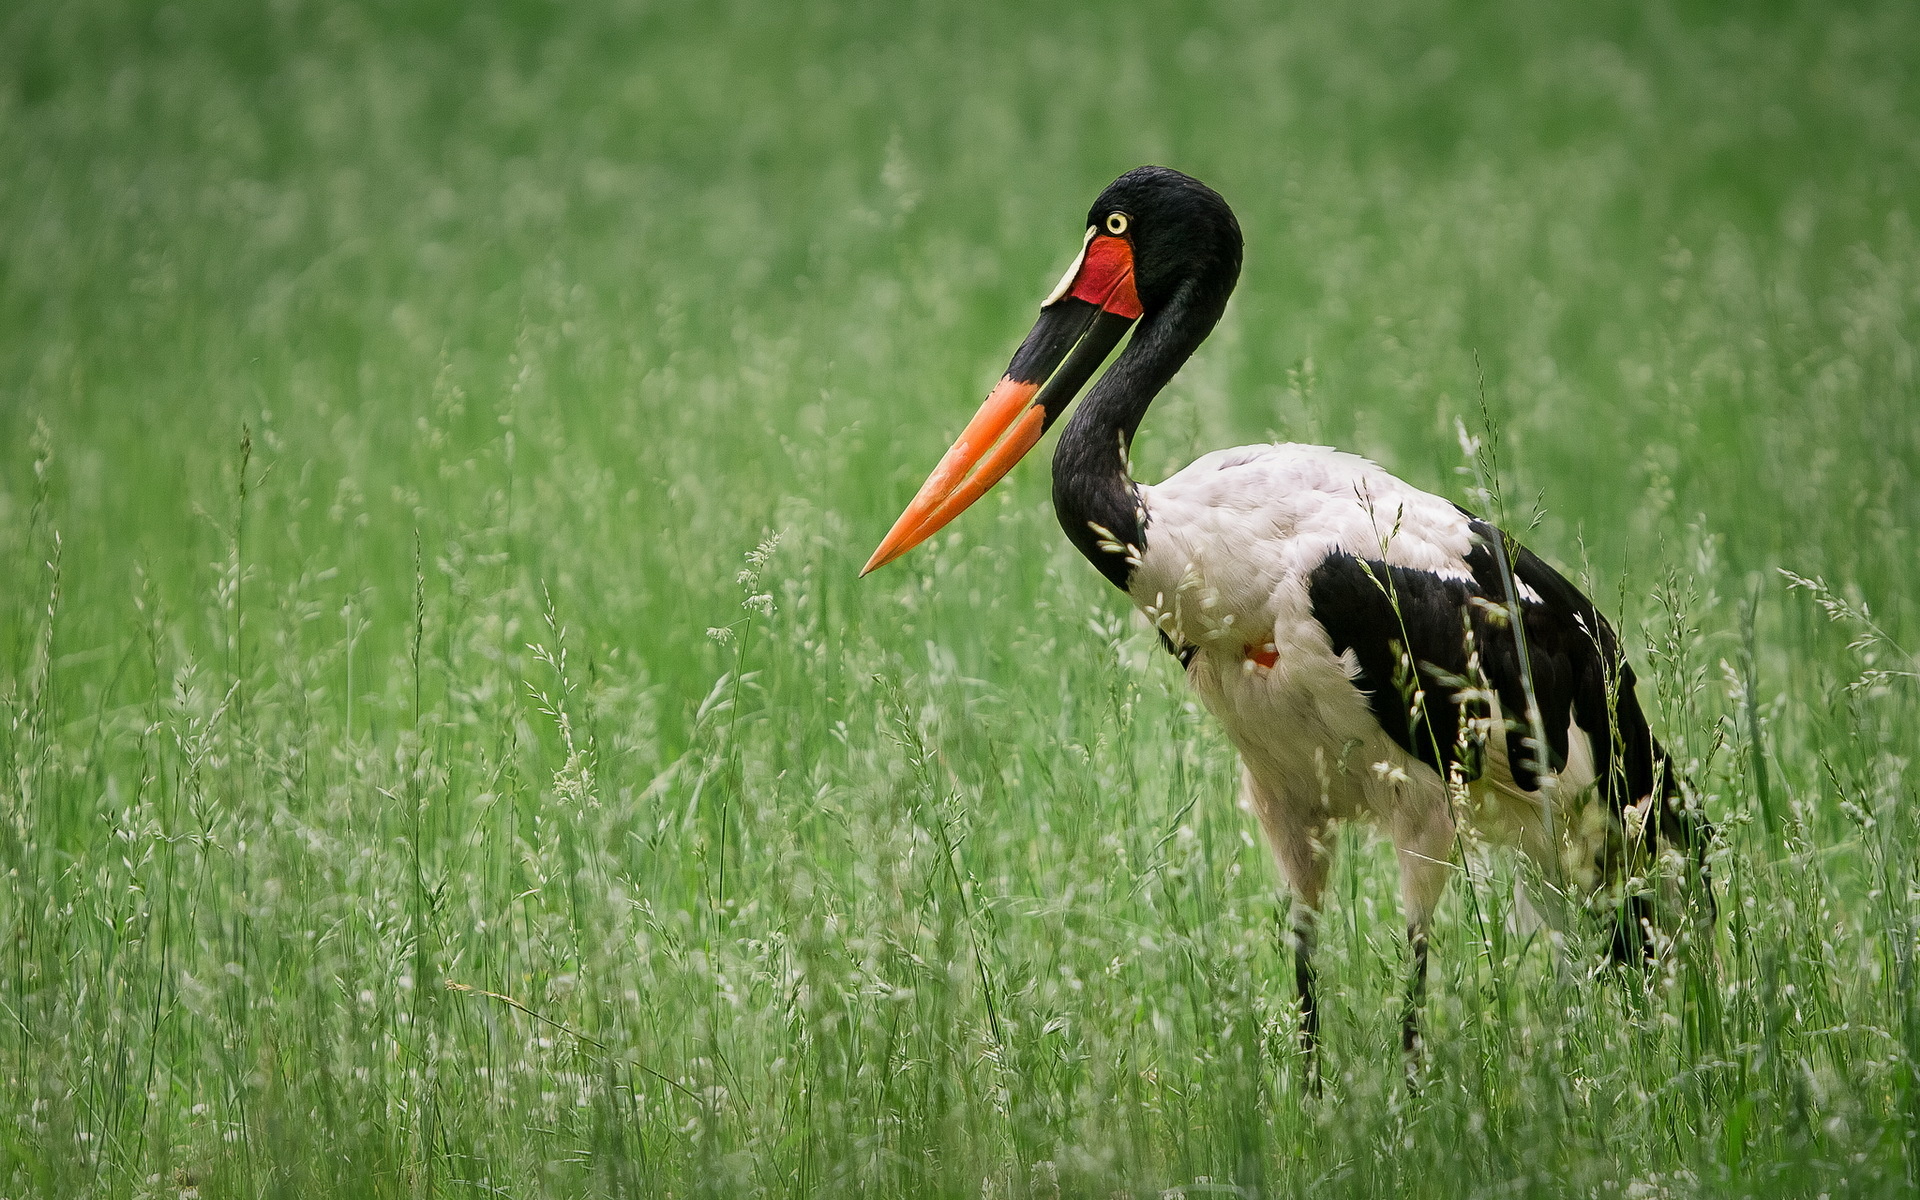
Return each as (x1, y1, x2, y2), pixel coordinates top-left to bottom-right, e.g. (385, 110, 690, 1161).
(1, 0, 1916, 1195)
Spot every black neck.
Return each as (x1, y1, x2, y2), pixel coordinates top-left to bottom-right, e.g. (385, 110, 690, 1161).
(1050, 282, 1227, 590)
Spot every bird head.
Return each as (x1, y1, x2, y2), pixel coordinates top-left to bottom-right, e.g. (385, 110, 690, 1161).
(862, 166, 1241, 576)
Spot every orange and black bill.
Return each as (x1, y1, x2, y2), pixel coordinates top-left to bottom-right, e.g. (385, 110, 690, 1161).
(861, 229, 1144, 575)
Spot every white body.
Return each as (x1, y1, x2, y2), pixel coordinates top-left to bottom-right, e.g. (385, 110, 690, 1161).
(1128, 443, 1599, 935)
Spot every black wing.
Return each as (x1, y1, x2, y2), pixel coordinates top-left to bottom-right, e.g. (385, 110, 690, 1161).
(1305, 513, 1712, 961)
(1306, 514, 1673, 818)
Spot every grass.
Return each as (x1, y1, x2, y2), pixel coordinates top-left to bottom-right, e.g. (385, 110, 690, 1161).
(1, 0, 1917, 1194)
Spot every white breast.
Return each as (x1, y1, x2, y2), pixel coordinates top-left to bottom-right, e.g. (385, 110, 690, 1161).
(1129, 444, 1474, 652)
(1126, 444, 1479, 823)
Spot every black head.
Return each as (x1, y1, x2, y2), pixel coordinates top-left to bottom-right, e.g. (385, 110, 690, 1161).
(862, 166, 1242, 578)
(1085, 166, 1242, 316)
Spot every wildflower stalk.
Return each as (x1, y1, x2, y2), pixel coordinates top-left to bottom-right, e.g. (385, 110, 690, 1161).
(1457, 356, 1559, 885)
(706, 533, 780, 927)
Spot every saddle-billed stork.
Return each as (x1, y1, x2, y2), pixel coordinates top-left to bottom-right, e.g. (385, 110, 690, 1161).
(863, 166, 1710, 1068)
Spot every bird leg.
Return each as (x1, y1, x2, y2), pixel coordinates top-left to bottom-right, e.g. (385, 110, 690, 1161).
(1394, 801, 1455, 1088)
(1402, 923, 1429, 1075)
(1292, 905, 1321, 1092)
(1239, 766, 1332, 1093)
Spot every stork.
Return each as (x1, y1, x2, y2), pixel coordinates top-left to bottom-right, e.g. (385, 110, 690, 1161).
(862, 166, 1710, 1071)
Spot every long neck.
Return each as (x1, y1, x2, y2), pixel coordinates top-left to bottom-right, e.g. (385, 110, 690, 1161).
(1051, 282, 1226, 590)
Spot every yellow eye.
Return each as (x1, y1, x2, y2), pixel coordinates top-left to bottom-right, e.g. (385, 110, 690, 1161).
(1105, 211, 1130, 236)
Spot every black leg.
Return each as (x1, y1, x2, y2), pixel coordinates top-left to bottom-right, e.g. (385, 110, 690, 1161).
(1295, 919, 1321, 1095)
(1402, 925, 1428, 1087)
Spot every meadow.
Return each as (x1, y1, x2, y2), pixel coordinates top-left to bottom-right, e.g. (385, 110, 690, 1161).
(2, 0, 1917, 1195)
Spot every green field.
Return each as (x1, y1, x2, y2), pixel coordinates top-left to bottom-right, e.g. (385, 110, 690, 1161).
(3, 0, 1918, 1195)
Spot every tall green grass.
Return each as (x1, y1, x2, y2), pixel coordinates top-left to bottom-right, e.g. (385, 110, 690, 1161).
(1, 0, 1916, 1194)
